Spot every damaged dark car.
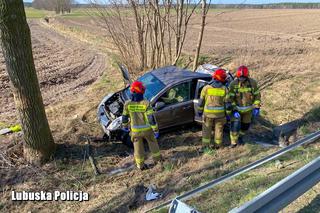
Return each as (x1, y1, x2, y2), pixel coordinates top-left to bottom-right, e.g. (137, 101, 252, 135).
(97, 65, 229, 146)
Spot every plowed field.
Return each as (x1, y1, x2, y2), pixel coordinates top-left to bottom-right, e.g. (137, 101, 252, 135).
(0, 20, 105, 124)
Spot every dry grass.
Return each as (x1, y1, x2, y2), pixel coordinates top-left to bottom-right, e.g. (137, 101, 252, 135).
(1, 9, 320, 213)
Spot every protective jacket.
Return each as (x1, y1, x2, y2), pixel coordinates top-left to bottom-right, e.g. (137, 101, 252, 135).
(198, 81, 227, 118)
(227, 78, 261, 113)
(122, 100, 158, 134)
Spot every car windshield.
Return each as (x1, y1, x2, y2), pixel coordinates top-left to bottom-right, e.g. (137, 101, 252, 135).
(125, 73, 165, 101)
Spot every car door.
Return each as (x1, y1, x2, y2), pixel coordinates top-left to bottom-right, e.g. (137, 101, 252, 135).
(193, 79, 209, 123)
(153, 81, 194, 129)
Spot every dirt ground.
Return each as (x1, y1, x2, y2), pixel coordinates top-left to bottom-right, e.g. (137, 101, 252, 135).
(0, 20, 105, 125)
(0, 9, 320, 213)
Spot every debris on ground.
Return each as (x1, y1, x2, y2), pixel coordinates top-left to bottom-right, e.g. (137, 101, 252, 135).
(145, 185, 162, 201)
(0, 124, 21, 136)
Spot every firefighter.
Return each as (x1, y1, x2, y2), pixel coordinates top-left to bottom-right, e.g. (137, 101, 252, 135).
(122, 81, 162, 170)
(198, 69, 230, 149)
(227, 65, 261, 148)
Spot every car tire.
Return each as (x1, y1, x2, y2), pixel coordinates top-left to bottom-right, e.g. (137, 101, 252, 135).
(122, 133, 133, 148)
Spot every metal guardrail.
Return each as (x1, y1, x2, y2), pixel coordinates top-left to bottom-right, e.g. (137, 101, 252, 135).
(229, 155, 320, 213)
(146, 131, 320, 212)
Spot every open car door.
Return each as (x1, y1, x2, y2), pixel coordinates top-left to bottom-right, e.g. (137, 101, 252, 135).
(193, 79, 208, 123)
(118, 63, 132, 86)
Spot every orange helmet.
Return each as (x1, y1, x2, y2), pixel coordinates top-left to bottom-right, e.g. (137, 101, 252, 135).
(212, 69, 227, 83)
(236, 65, 249, 78)
(130, 81, 145, 94)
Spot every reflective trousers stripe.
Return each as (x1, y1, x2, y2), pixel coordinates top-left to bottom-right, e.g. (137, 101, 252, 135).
(236, 105, 253, 112)
(202, 138, 211, 144)
(152, 151, 161, 158)
(204, 106, 225, 113)
(230, 132, 239, 145)
(253, 100, 261, 105)
(135, 157, 144, 165)
(215, 139, 222, 145)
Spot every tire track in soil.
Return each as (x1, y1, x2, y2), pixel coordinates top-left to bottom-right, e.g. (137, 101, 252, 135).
(0, 20, 105, 124)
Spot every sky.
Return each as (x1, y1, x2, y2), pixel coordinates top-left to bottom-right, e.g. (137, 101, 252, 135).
(24, 0, 320, 4)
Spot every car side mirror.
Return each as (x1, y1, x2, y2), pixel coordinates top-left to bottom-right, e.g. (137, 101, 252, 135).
(155, 102, 165, 110)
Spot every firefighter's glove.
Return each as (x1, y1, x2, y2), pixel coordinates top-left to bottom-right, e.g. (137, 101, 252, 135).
(233, 111, 241, 119)
(198, 112, 203, 117)
(154, 132, 160, 139)
(226, 115, 231, 121)
(122, 127, 130, 133)
(253, 108, 260, 117)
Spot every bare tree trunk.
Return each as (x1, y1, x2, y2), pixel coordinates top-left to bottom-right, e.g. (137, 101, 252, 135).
(130, 0, 145, 70)
(193, 0, 208, 71)
(0, 0, 56, 165)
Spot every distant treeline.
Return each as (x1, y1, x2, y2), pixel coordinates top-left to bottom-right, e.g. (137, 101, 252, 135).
(24, 3, 32, 7)
(24, 2, 320, 10)
(72, 2, 320, 9)
(24, 0, 74, 14)
(212, 3, 320, 9)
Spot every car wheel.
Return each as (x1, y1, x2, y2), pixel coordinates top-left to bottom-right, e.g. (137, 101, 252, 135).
(122, 133, 133, 148)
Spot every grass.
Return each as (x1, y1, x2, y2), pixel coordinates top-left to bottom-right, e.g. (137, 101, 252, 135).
(61, 9, 91, 17)
(203, 147, 216, 156)
(186, 143, 320, 212)
(164, 162, 174, 172)
(25, 7, 49, 19)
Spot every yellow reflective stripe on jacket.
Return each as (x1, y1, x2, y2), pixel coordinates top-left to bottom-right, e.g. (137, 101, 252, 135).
(131, 124, 152, 132)
(128, 104, 147, 112)
(204, 106, 225, 113)
(238, 87, 252, 93)
(207, 88, 226, 97)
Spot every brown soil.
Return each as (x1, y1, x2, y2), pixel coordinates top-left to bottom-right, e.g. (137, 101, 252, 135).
(0, 20, 105, 125)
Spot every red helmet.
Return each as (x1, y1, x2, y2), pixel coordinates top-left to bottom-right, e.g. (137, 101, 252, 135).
(130, 81, 145, 94)
(213, 69, 227, 82)
(236, 65, 249, 78)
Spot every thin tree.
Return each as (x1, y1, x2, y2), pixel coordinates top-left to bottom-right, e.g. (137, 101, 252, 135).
(91, 0, 200, 73)
(0, 0, 56, 165)
(193, 0, 211, 71)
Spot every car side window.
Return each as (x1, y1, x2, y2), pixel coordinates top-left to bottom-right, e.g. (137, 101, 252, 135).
(159, 82, 191, 105)
(195, 80, 208, 99)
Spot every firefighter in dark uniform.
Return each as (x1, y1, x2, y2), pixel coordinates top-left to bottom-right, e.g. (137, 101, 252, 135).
(226, 65, 261, 147)
(198, 69, 230, 148)
(122, 81, 162, 170)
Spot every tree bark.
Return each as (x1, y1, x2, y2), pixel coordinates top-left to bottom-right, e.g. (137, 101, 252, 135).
(0, 0, 56, 165)
(193, 0, 207, 71)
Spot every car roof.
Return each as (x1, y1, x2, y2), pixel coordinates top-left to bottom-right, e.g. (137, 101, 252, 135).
(150, 66, 211, 86)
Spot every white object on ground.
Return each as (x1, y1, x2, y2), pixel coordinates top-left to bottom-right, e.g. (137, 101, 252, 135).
(0, 128, 11, 135)
(108, 164, 135, 176)
(145, 185, 162, 201)
(169, 199, 201, 213)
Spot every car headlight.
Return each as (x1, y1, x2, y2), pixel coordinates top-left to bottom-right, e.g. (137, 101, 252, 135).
(107, 116, 122, 131)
